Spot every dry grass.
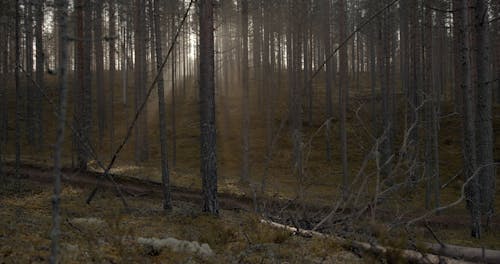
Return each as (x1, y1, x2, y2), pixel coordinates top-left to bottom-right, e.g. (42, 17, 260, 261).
(0, 179, 360, 263)
(2, 71, 500, 253)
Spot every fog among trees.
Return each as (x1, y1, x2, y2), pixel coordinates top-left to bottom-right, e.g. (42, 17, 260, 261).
(0, 0, 499, 262)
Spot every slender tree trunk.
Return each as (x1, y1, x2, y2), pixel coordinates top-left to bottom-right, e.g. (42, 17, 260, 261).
(109, 0, 116, 151)
(74, 0, 92, 171)
(368, 3, 377, 139)
(339, 0, 349, 197)
(241, 0, 250, 183)
(400, 0, 409, 120)
(461, 0, 480, 238)
(494, 2, 500, 105)
(408, 0, 421, 185)
(171, 3, 177, 168)
(323, 0, 333, 162)
(74, 0, 84, 170)
(82, 0, 92, 164)
(35, 0, 44, 150)
(153, 0, 172, 211)
(199, 0, 218, 215)
(50, 0, 68, 262)
(424, 3, 439, 210)
(25, 0, 35, 145)
(474, 0, 494, 228)
(121, 24, 128, 105)
(495, 2, 500, 105)
(134, 0, 148, 162)
(1, 13, 9, 145)
(453, 0, 464, 112)
(15, 0, 21, 183)
(263, 1, 273, 151)
(95, 0, 105, 147)
(252, 1, 262, 109)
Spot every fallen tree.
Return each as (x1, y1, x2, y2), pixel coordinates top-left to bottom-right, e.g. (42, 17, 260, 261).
(261, 219, 499, 264)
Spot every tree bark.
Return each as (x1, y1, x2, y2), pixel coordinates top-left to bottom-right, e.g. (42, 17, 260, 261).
(461, 0, 480, 238)
(35, 0, 44, 149)
(153, 0, 172, 211)
(473, 0, 495, 228)
(453, 0, 464, 112)
(15, 0, 21, 183)
(241, 0, 250, 183)
(134, 0, 149, 162)
(339, 0, 349, 197)
(322, 0, 333, 162)
(199, 0, 218, 215)
(25, 0, 35, 145)
(50, 1, 68, 262)
(95, 0, 105, 147)
(109, 0, 116, 151)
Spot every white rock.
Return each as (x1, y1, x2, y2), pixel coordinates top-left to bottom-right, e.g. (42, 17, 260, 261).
(137, 237, 214, 257)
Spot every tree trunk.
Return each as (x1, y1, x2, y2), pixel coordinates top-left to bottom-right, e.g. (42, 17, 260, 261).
(339, 0, 349, 198)
(109, 0, 116, 151)
(153, 0, 172, 211)
(406, 0, 421, 186)
(82, 0, 92, 164)
(199, 0, 218, 215)
(495, 2, 500, 105)
(241, 0, 250, 183)
(35, 0, 44, 150)
(453, 0, 463, 112)
(134, 0, 149, 162)
(25, 0, 35, 145)
(171, 2, 177, 168)
(461, 0, 480, 238)
(473, 0, 495, 228)
(15, 0, 21, 182)
(50, 0, 68, 262)
(424, 3, 439, 210)
(95, 0, 105, 148)
(323, 0, 333, 162)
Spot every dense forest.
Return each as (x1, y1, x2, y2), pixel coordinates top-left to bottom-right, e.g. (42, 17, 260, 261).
(0, 0, 499, 262)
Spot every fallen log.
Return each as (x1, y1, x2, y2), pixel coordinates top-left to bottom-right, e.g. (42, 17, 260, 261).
(261, 219, 492, 264)
(425, 243, 500, 264)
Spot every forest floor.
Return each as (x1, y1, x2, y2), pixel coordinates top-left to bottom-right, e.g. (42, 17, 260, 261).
(1, 162, 500, 263)
(0, 165, 364, 263)
(2, 74, 500, 262)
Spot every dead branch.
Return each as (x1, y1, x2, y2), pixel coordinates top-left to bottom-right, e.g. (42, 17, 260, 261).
(406, 163, 499, 226)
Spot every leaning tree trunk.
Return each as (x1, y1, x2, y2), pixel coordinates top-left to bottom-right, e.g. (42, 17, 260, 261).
(199, 0, 218, 215)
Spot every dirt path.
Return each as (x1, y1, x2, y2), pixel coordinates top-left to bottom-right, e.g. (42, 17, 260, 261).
(3, 162, 254, 212)
(3, 162, 499, 231)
